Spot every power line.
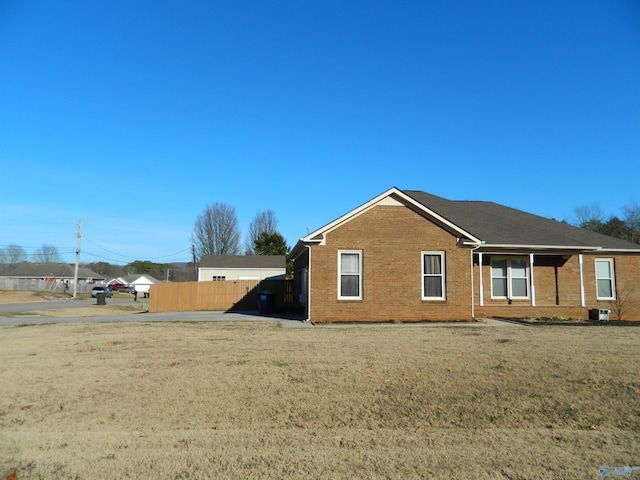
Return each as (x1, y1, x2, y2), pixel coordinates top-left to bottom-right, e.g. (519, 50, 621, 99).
(81, 251, 192, 264)
(0, 239, 192, 263)
(83, 237, 191, 261)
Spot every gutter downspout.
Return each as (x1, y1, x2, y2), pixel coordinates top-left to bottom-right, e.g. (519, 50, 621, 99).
(579, 254, 586, 307)
(530, 253, 536, 307)
(305, 245, 312, 323)
(471, 246, 481, 320)
(478, 251, 484, 308)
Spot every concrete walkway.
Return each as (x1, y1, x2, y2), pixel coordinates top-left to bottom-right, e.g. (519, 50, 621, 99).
(311, 317, 522, 328)
(477, 317, 524, 327)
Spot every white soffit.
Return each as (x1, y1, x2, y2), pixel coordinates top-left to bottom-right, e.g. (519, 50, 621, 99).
(377, 196, 404, 206)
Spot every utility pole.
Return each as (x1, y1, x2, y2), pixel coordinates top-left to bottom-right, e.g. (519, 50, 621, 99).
(73, 219, 84, 298)
(192, 244, 198, 281)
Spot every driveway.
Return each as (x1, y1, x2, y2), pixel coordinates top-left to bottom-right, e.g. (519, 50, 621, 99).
(0, 298, 312, 328)
(0, 299, 117, 314)
(0, 296, 519, 329)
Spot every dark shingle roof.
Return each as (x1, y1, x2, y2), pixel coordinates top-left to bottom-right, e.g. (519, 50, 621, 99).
(3, 263, 104, 278)
(199, 255, 286, 269)
(403, 190, 639, 251)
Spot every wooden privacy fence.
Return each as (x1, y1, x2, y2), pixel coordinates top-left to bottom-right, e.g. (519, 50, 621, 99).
(149, 279, 296, 313)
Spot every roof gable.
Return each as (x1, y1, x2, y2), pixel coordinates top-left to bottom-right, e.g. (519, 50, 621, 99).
(121, 274, 161, 284)
(298, 187, 481, 247)
(292, 188, 640, 255)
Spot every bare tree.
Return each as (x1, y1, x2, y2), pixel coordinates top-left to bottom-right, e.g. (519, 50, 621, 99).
(5, 244, 28, 266)
(32, 244, 62, 263)
(622, 201, 640, 243)
(608, 284, 637, 321)
(245, 209, 278, 254)
(191, 202, 241, 260)
(573, 203, 605, 231)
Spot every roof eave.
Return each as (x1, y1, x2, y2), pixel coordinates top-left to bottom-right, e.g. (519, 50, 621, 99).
(480, 243, 599, 250)
(597, 247, 640, 254)
(475, 244, 640, 254)
(290, 237, 322, 260)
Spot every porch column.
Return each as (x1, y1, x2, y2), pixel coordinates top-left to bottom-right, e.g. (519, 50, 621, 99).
(579, 254, 586, 307)
(478, 252, 484, 307)
(306, 245, 312, 321)
(529, 253, 536, 306)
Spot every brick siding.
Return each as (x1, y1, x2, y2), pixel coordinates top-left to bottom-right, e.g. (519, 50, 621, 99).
(303, 203, 640, 323)
(308, 204, 472, 322)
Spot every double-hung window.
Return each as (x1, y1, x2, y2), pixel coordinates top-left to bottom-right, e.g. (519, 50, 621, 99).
(595, 258, 616, 300)
(422, 252, 445, 300)
(338, 250, 362, 300)
(490, 258, 529, 299)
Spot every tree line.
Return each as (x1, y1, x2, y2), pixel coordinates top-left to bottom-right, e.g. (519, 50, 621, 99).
(572, 201, 640, 244)
(0, 244, 63, 266)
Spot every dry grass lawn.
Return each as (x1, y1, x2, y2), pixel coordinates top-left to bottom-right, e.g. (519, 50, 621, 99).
(0, 291, 51, 304)
(0, 290, 145, 317)
(0, 321, 638, 479)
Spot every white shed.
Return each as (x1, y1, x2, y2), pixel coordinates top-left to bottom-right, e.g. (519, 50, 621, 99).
(198, 255, 286, 282)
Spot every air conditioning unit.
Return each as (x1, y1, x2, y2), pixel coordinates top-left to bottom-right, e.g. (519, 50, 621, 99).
(589, 308, 610, 321)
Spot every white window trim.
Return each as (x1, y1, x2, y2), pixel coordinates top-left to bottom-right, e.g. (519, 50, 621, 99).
(491, 259, 508, 299)
(490, 257, 530, 300)
(338, 250, 362, 300)
(595, 258, 616, 300)
(422, 251, 446, 300)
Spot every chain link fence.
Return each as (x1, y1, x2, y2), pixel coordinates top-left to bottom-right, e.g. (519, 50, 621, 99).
(0, 278, 98, 294)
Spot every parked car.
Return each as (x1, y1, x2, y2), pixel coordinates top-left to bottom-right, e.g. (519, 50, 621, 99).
(120, 286, 135, 293)
(110, 284, 126, 291)
(91, 286, 113, 298)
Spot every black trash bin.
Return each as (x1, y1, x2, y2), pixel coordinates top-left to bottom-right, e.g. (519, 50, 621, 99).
(257, 291, 275, 315)
(96, 292, 107, 305)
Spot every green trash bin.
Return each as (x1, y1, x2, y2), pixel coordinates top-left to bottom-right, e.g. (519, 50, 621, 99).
(96, 292, 107, 305)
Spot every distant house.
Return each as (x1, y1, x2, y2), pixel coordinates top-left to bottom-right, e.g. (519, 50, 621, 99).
(290, 187, 640, 323)
(107, 274, 160, 295)
(0, 263, 104, 292)
(198, 255, 286, 281)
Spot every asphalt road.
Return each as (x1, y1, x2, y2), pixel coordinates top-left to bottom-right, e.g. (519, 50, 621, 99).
(0, 298, 128, 313)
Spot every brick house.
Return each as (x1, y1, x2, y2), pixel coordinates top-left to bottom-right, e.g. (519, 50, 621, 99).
(290, 187, 640, 323)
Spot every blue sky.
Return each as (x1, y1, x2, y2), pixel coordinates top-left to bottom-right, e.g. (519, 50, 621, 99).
(1, 0, 639, 265)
